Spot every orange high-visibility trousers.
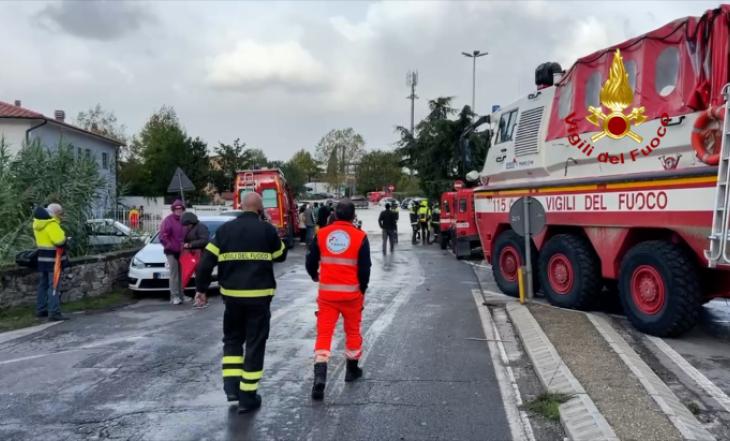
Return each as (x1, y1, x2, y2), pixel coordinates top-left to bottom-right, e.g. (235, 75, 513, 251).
(314, 296, 363, 362)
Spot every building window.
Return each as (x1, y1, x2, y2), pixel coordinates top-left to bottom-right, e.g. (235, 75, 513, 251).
(102, 152, 109, 170)
(585, 71, 602, 108)
(77, 147, 82, 159)
(85, 149, 91, 159)
(496, 109, 519, 144)
(655, 46, 679, 97)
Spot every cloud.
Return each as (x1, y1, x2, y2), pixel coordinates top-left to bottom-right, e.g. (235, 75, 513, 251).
(36, 0, 152, 41)
(206, 40, 328, 92)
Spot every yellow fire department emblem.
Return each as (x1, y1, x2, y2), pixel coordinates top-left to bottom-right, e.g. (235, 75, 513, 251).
(586, 49, 646, 143)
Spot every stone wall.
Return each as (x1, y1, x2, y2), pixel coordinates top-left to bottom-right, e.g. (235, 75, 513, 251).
(0, 249, 139, 310)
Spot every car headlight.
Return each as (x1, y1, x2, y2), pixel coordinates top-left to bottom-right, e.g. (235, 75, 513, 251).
(131, 257, 145, 269)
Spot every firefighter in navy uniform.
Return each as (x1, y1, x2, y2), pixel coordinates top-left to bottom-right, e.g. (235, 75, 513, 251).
(195, 192, 287, 413)
(409, 203, 420, 244)
(306, 199, 371, 400)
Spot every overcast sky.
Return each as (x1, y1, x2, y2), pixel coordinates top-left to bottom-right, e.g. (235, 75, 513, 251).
(0, 1, 721, 160)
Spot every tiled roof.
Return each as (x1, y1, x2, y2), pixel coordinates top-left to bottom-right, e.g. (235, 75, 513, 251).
(0, 100, 44, 118)
(0, 100, 124, 146)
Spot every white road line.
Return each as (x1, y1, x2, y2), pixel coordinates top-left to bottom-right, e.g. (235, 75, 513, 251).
(0, 321, 62, 345)
(471, 289, 535, 441)
(647, 335, 730, 414)
(0, 335, 148, 366)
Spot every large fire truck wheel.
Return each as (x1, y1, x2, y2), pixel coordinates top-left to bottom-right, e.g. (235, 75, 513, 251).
(538, 234, 600, 310)
(492, 230, 536, 297)
(618, 241, 701, 337)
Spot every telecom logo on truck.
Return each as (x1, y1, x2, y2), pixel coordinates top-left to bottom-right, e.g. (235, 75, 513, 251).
(564, 49, 669, 164)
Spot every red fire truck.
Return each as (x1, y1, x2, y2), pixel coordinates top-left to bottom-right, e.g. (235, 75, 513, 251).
(233, 169, 300, 248)
(473, 5, 730, 336)
(439, 182, 480, 259)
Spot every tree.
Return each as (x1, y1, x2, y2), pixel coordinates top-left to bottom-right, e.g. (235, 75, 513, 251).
(355, 150, 403, 194)
(396, 97, 490, 200)
(289, 149, 320, 182)
(248, 148, 269, 169)
(210, 138, 250, 193)
(315, 128, 365, 192)
(75, 104, 127, 144)
(124, 106, 209, 201)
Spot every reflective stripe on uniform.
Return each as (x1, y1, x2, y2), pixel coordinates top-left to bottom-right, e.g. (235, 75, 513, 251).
(220, 287, 275, 297)
(222, 356, 244, 364)
(320, 256, 358, 266)
(37, 257, 57, 262)
(240, 382, 259, 391)
(318, 283, 359, 292)
(241, 370, 263, 380)
(222, 369, 243, 377)
(218, 251, 272, 262)
(205, 243, 220, 256)
(272, 241, 286, 259)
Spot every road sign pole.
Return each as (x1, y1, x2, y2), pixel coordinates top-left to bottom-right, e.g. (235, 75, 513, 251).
(523, 197, 534, 299)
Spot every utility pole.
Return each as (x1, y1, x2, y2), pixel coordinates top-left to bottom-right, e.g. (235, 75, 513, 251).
(406, 71, 419, 177)
(461, 50, 488, 114)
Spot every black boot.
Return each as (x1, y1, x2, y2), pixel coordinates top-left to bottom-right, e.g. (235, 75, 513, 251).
(224, 378, 239, 402)
(344, 359, 363, 382)
(238, 391, 262, 414)
(311, 362, 327, 400)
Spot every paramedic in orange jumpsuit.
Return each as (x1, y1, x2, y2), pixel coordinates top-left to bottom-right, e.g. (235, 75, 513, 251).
(305, 199, 371, 400)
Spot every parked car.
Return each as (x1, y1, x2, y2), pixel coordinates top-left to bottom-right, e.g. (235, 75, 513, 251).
(378, 197, 399, 207)
(351, 195, 369, 209)
(127, 215, 233, 293)
(401, 197, 426, 209)
(87, 219, 148, 252)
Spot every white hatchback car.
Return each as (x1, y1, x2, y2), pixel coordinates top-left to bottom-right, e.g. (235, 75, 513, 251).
(128, 215, 234, 293)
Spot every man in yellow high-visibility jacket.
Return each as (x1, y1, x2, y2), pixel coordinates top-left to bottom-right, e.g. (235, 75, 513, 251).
(33, 203, 68, 321)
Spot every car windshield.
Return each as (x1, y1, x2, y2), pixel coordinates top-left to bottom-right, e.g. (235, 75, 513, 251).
(151, 220, 226, 244)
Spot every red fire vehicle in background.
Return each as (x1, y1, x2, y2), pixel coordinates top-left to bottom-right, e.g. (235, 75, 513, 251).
(233, 169, 300, 248)
(473, 5, 730, 337)
(439, 181, 480, 259)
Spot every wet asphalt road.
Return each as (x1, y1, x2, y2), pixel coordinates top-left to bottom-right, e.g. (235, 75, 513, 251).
(0, 209, 511, 441)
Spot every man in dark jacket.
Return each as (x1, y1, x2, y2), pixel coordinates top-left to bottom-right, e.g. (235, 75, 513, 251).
(195, 192, 287, 414)
(378, 203, 398, 254)
(317, 203, 330, 229)
(181, 212, 209, 250)
(160, 200, 186, 305)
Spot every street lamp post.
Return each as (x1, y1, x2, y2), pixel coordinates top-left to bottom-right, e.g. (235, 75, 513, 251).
(462, 50, 488, 114)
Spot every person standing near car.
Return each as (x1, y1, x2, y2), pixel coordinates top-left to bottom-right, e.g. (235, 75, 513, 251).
(317, 202, 330, 229)
(306, 199, 371, 401)
(181, 212, 209, 308)
(160, 200, 186, 305)
(378, 203, 398, 254)
(194, 192, 287, 413)
(33, 203, 69, 321)
(303, 203, 315, 245)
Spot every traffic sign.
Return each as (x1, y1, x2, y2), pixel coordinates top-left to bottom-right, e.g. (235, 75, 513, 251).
(509, 197, 546, 237)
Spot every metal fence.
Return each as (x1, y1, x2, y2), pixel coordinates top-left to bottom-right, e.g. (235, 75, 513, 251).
(91, 204, 232, 238)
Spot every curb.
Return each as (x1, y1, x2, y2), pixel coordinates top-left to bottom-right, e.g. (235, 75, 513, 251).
(506, 303, 618, 441)
(587, 313, 715, 441)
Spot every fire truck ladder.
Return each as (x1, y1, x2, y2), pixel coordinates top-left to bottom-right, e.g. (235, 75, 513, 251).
(706, 85, 730, 268)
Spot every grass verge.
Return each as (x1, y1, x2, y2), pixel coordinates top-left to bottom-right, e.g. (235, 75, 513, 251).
(522, 392, 574, 421)
(0, 290, 135, 333)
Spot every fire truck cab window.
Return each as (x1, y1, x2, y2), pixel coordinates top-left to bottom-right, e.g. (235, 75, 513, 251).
(625, 59, 637, 92)
(655, 46, 679, 97)
(262, 189, 278, 208)
(585, 71, 602, 108)
(496, 109, 518, 144)
(558, 80, 573, 119)
(459, 199, 467, 213)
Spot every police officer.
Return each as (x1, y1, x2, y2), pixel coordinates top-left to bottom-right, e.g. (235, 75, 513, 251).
(195, 192, 287, 413)
(306, 199, 371, 400)
(417, 200, 431, 245)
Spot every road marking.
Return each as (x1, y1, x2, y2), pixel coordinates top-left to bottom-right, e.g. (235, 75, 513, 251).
(587, 313, 715, 441)
(647, 335, 730, 414)
(0, 335, 148, 366)
(471, 289, 535, 441)
(0, 321, 62, 345)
